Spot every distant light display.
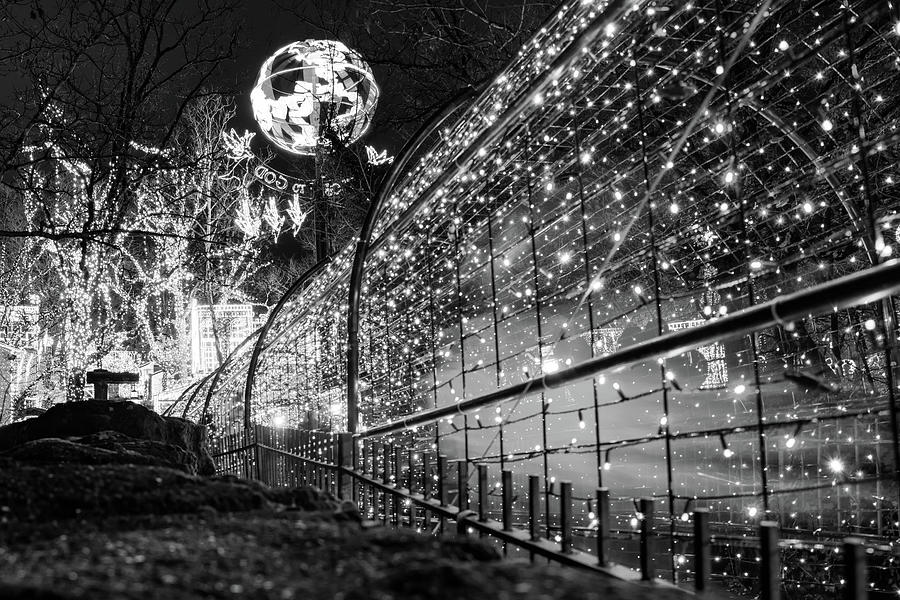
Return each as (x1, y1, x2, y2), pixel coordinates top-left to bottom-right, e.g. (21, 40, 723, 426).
(250, 40, 379, 155)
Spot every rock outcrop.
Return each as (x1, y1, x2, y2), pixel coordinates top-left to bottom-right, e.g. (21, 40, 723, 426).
(0, 400, 697, 600)
(0, 400, 215, 475)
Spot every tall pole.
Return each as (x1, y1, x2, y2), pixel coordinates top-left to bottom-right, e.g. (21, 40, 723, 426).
(313, 143, 328, 262)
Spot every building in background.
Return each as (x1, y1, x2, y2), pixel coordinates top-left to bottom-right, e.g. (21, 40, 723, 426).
(189, 300, 267, 376)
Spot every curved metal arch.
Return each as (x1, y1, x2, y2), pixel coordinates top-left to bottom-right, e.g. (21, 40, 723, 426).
(194, 325, 264, 426)
(343, 54, 876, 433)
(667, 64, 878, 264)
(169, 374, 212, 418)
(241, 257, 330, 423)
(345, 84, 486, 433)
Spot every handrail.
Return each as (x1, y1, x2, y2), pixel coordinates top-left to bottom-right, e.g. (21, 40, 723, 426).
(357, 258, 900, 438)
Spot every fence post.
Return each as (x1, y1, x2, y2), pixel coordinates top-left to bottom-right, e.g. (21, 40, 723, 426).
(843, 537, 867, 600)
(253, 433, 262, 482)
(423, 453, 431, 499)
(384, 443, 392, 524)
(371, 443, 380, 521)
(694, 508, 710, 593)
(596, 487, 610, 567)
(759, 521, 780, 600)
(337, 433, 352, 500)
(502, 470, 513, 531)
(529, 475, 541, 541)
(560, 481, 572, 554)
(438, 456, 449, 505)
(438, 455, 449, 534)
(407, 450, 417, 528)
(478, 464, 489, 522)
(330, 435, 338, 493)
(389, 446, 401, 525)
(458, 460, 469, 511)
(423, 453, 433, 532)
(352, 440, 360, 504)
(640, 498, 655, 581)
(316, 433, 324, 489)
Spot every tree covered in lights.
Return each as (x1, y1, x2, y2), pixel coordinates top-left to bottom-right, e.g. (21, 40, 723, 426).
(0, 2, 325, 407)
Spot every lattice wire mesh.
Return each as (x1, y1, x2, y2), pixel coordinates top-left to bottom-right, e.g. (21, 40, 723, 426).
(202, 0, 900, 594)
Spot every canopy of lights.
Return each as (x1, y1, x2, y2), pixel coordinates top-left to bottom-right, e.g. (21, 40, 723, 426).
(172, 0, 900, 593)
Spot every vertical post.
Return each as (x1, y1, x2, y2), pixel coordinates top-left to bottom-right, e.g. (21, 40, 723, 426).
(409, 450, 417, 528)
(843, 537, 867, 600)
(253, 441, 262, 482)
(438, 455, 448, 534)
(360, 439, 367, 475)
(304, 458, 312, 487)
(337, 433, 352, 500)
(640, 498, 655, 581)
(392, 488, 401, 526)
(458, 460, 469, 511)
(502, 470, 513, 531)
(478, 464, 489, 522)
(352, 440, 360, 504)
(529, 475, 541, 541)
(438, 456, 449, 505)
(597, 487, 610, 567)
(422, 452, 432, 532)
(359, 440, 367, 510)
(694, 508, 710, 593)
(394, 447, 403, 488)
(759, 521, 780, 600)
(393, 446, 402, 526)
(371, 443, 380, 522)
(382, 443, 391, 525)
(560, 481, 572, 554)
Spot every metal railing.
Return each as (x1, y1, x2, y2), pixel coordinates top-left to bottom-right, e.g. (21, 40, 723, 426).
(210, 259, 900, 596)
(186, 0, 900, 596)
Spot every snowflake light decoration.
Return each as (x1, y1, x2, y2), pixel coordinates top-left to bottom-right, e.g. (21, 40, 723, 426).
(250, 40, 379, 155)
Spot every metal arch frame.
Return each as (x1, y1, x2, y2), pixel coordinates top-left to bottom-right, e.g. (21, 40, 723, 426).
(659, 63, 878, 263)
(173, 372, 215, 418)
(344, 84, 486, 434)
(193, 325, 264, 425)
(230, 0, 877, 435)
(241, 258, 330, 424)
(356, 258, 900, 437)
(344, 0, 634, 433)
(230, 86, 484, 433)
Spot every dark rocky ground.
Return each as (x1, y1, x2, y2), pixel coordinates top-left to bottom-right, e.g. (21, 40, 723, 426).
(0, 401, 698, 599)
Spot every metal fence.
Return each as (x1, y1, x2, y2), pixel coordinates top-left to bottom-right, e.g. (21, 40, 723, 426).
(171, 0, 900, 596)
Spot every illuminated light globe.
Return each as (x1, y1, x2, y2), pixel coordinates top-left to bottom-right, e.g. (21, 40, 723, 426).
(250, 40, 379, 155)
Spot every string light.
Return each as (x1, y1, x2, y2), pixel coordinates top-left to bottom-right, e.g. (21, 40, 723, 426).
(176, 1, 900, 592)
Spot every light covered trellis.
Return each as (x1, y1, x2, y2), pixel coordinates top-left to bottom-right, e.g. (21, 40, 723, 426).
(188, 0, 900, 594)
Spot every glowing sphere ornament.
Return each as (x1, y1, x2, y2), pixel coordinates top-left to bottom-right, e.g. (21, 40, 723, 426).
(251, 40, 379, 155)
